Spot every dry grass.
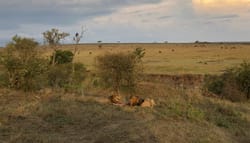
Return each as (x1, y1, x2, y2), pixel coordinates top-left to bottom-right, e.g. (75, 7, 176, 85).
(1, 79, 249, 143)
(41, 43, 250, 75)
(1, 43, 250, 142)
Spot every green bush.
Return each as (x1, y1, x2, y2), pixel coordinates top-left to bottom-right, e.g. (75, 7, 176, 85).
(19, 58, 49, 91)
(48, 63, 86, 91)
(204, 62, 250, 102)
(133, 47, 145, 60)
(204, 75, 224, 95)
(51, 50, 74, 65)
(235, 62, 250, 99)
(96, 50, 144, 94)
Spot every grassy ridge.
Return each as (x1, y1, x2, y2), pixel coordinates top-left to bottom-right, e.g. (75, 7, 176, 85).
(0, 81, 249, 143)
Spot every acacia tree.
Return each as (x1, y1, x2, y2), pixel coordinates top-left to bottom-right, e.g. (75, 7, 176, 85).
(43, 28, 69, 65)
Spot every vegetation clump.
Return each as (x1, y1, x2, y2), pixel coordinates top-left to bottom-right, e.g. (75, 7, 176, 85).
(43, 28, 69, 65)
(204, 62, 250, 102)
(96, 48, 145, 95)
(48, 63, 86, 91)
(0, 36, 48, 91)
(0, 35, 86, 93)
(50, 50, 74, 65)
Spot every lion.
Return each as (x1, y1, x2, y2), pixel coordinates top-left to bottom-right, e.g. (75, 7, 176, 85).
(140, 98, 156, 107)
(128, 95, 144, 106)
(109, 94, 122, 104)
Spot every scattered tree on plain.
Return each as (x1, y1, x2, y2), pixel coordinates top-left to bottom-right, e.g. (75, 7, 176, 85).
(43, 28, 69, 65)
(96, 48, 145, 97)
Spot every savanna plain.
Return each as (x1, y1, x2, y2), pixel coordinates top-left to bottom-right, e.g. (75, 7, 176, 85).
(1, 43, 250, 143)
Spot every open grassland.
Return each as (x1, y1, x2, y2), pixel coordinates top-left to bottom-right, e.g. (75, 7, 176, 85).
(42, 43, 250, 75)
(0, 80, 250, 143)
(1, 43, 250, 143)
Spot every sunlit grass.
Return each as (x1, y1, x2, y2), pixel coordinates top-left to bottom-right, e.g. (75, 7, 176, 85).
(43, 43, 250, 74)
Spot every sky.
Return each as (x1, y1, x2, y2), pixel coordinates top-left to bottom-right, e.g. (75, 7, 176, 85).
(0, 0, 250, 46)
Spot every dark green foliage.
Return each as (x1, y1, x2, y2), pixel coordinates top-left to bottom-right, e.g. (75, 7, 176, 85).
(43, 28, 70, 65)
(204, 62, 250, 101)
(133, 47, 145, 61)
(51, 50, 74, 65)
(235, 62, 250, 99)
(19, 59, 49, 91)
(204, 75, 224, 95)
(96, 50, 144, 94)
(48, 63, 86, 90)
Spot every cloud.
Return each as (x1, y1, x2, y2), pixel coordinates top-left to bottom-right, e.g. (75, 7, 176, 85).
(192, 0, 250, 15)
(210, 14, 239, 19)
(91, 1, 176, 30)
(0, 0, 161, 29)
(0, 0, 162, 45)
(0, 0, 250, 46)
(158, 16, 172, 20)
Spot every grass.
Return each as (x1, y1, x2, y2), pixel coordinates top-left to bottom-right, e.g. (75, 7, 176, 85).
(1, 43, 250, 142)
(0, 78, 249, 143)
(47, 43, 250, 75)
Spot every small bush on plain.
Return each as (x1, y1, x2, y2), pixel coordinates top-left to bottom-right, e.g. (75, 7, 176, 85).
(96, 49, 144, 95)
(204, 62, 250, 102)
(50, 50, 74, 65)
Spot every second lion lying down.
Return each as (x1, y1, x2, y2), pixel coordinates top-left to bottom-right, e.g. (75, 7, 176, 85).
(109, 95, 155, 107)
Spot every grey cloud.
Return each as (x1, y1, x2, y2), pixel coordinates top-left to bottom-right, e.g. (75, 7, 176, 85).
(0, 0, 161, 29)
(158, 16, 172, 19)
(210, 14, 239, 19)
(1, 0, 250, 47)
(203, 21, 214, 25)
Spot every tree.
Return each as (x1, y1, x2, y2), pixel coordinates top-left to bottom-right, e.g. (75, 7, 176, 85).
(1, 35, 48, 91)
(72, 27, 86, 67)
(70, 26, 86, 85)
(43, 28, 69, 65)
(96, 49, 144, 96)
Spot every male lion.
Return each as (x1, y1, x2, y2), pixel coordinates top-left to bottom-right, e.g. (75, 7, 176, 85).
(128, 95, 144, 106)
(109, 94, 122, 104)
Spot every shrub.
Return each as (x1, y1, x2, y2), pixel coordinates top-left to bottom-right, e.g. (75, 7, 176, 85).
(96, 50, 144, 95)
(204, 75, 224, 95)
(0, 36, 49, 91)
(133, 47, 145, 61)
(235, 62, 250, 99)
(50, 50, 74, 65)
(48, 63, 86, 91)
(204, 62, 250, 102)
(19, 58, 49, 91)
(43, 28, 70, 65)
